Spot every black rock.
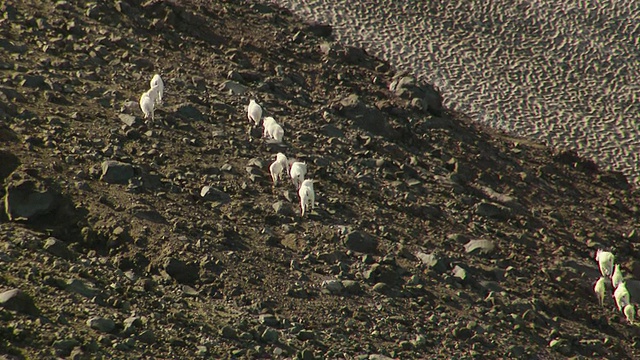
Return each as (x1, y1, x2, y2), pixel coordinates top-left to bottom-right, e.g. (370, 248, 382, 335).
(343, 230, 378, 254)
(163, 257, 199, 285)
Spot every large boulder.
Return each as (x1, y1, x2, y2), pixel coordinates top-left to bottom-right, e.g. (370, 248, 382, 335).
(0, 288, 39, 315)
(4, 175, 59, 221)
(389, 74, 444, 116)
(334, 94, 393, 137)
(100, 160, 135, 184)
(0, 149, 19, 181)
(343, 230, 378, 254)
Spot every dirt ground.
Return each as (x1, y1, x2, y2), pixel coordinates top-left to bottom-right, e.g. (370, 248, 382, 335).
(1, 0, 639, 359)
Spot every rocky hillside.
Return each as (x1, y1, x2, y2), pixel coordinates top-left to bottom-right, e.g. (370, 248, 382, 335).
(1, 0, 640, 359)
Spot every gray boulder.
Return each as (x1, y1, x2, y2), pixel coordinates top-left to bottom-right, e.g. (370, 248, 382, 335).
(100, 160, 134, 184)
(389, 74, 444, 116)
(0, 288, 39, 315)
(4, 177, 58, 221)
(335, 94, 391, 138)
(343, 230, 378, 254)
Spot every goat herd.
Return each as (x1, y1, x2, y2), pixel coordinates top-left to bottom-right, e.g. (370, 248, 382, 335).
(594, 249, 636, 325)
(138, 74, 316, 217)
(138, 75, 640, 325)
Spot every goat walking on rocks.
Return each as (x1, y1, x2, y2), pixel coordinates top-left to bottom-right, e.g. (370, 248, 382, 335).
(150, 74, 164, 105)
(269, 152, 289, 186)
(140, 86, 160, 122)
(611, 264, 624, 290)
(596, 249, 614, 277)
(594, 277, 607, 307)
(290, 162, 307, 190)
(624, 304, 636, 324)
(247, 99, 262, 126)
(298, 179, 315, 217)
(614, 282, 631, 312)
(263, 116, 284, 143)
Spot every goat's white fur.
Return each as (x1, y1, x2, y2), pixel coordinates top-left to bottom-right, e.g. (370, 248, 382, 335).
(614, 282, 630, 312)
(596, 249, 614, 277)
(150, 74, 164, 104)
(594, 277, 606, 307)
(611, 264, 624, 290)
(263, 116, 276, 137)
(139, 86, 159, 121)
(269, 153, 289, 186)
(290, 162, 307, 190)
(276, 153, 289, 176)
(298, 179, 315, 217)
(248, 99, 262, 126)
(262, 116, 284, 143)
(270, 123, 284, 143)
(624, 304, 636, 324)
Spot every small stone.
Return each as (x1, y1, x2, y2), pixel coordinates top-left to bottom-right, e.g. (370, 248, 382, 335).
(162, 257, 199, 284)
(261, 328, 279, 343)
(299, 349, 316, 360)
(118, 113, 138, 127)
(176, 104, 204, 121)
(475, 201, 511, 219)
(372, 282, 388, 293)
(137, 330, 156, 344)
(322, 279, 344, 293)
(549, 338, 571, 355)
(43, 237, 72, 259)
(87, 317, 116, 333)
(123, 316, 142, 335)
(508, 345, 525, 357)
(52, 338, 81, 352)
(219, 80, 248, 95)
(452, 265, 468, 282)
(341, 280, 362, 295)
(65, 279, 97, 298)
(220, 325, 237, 339)
(273, 201, 294, 216)
(412, 334, 427, 348)
(464, 239, 495, 256)
(196, 345, 208, 356)
(453, 327, 473, 340)
(259, 314, 279, 327)
(343, 230, 378, 254)
(416, 251, 446, 273)
(200, 186, 231, 203)
(297, 330, 315, 341)
(100, 160, 134, 184)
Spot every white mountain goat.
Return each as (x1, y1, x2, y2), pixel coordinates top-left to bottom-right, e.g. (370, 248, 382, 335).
(298, 179, 315, 217)
(596, 249, 614, 277)
(614, 282, 630, 311)
(624, 304, 636, 324)
(290, 162, 307, 190)
(269, 122, 284, 143)
(150, 74, 164, 104)
(247, 99, 262, 126)
(263, 116, 284, 143)
(269, 153, 289, 186)
(139, 86, 160, 121)
(276, 153, 289, 177)
(611, 264, 624, 290)
(263, 116, 276, 137)
(594, 277, 606, 307)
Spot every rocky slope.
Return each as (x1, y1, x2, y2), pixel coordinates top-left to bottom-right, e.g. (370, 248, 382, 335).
(1, 0, 639, 359)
